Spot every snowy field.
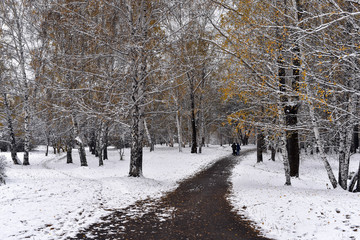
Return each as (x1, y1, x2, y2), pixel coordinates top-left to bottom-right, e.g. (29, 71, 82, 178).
(2, 144, 360, 240)
(0, 145, 230, 240)
(230, 146, 360, 240)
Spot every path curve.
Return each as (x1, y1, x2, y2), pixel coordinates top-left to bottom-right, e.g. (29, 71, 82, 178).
(70, 149, 271, 240)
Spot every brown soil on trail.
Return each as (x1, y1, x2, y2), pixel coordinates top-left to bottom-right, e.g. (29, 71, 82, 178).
(70, 149, 272, 240)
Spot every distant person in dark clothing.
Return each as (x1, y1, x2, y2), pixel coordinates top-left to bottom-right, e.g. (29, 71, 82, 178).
(231, 143, 236, 155)
(236, 143, 241, 155)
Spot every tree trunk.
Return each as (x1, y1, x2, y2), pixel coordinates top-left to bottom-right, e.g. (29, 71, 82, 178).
(278, 51, 291, 185)
(257, 130, 264, 163)
(78, 143, 87, 167)
(176, 109, 183, 152)
(338, 93, 356, 190)
(66, 143, 73, 164)
(349, 169, 358, 192)
(103, 143, 108, 161)
(189, 75, 197, 154)
(305, 76, 338, 188)
(144, 118, 154, 152)
(71, 114, 87, 167)
(198, 75, 205, 154)
(129, 104, 144, 177)
(351, 125, 359, 153)
(285, 107, 300, 177)
(104, 125, 109, 160)
(97, 124, 104, 167)
(356, 161, 360, 192)
(280, 130, 291, 186)
(14, 10, 31, 166)
(3, 93, 22, 165)
(338, 128, 349, 190)
(45, 134, 50, 157)
(271, 146, 276, 161)
(129, 60, 145, 176)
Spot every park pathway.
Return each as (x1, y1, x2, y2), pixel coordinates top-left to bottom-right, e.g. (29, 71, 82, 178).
(70, 149, 271, 240)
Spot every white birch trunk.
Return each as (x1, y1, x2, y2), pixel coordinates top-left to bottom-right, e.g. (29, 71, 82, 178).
(176, 109, 183, 152)
(3, 93, 22, 165)
(98, 122, 104, 166)
(14, 10, 31, 165)
(305, 81, 338, 188)
(71, 113, 87, 167)
(278, 105, 291, 186)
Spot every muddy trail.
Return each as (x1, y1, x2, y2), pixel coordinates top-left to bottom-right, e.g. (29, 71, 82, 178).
(70, 149, 271, 240)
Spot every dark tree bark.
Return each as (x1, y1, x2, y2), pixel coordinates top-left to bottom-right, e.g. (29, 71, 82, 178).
(286, 19, 302, 177)
(285, 106, 300, 177)
(89, 132, 97, 155)
(72, 114, 87, 167)
(66, 143, 73, 164)
(103, 145, 108, 161)
(45, 135, 50, 157)
(356, 163, 360, 192)
(271, 146, 276, 161)
(351, 125, 359, 153)
(189, 74, 197, 154)
(79, 144, 87, 167)
(3, 94, 21, 165)
(257, 130, 264, 163)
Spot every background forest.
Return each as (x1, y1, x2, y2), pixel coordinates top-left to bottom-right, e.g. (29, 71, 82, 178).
(1, 0, 360, 192)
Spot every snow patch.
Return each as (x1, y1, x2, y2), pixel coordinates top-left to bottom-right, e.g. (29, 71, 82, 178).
(229, 148, 360, 240)
(0, 145, 230, 240)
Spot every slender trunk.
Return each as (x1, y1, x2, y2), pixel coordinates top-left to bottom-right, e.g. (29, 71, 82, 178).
(90, 131, 96, 155)
(3, 94, 22, 165)
(257, 130, 264, 163)
(219, 130, 223, 146)
(313, 123, 338, 188)
(271, 146, 276, 161)
(129, 103, 144, 177)
(280, 130, 291, 186)
(305, 79, 337, 188)
(176, 109, 183, 152)
(14, 11, 31, 166)
(103, 144, 108, 161)
(144, 118, 154, 152)
(45, 134, 50, 157)
(198, 77, 205, 154)
(79, 144, 87, 167)
(351, 125, 359, 153)
(285, 0, 302, 178)
(119, 147, 125, 161)
(189, 75, 197, 154)
(338, 129, 348, 189)
(71, 114, 87, 166)
(98, 124, 104, 167)
(349, 169, 359, 192)
(338, 93, 356, 189)
(278, 50, 291, 185)
(167, 125, 174, 147)
(356, 161, 360, 192)
(66, 139, 73, 164)
(103, 125, 108, 160)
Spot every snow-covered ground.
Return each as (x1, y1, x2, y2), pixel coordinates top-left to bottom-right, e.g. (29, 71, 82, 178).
(0, 145, 230, 240)
(230, 146, 360, 240)
(2, 144, 360, 240)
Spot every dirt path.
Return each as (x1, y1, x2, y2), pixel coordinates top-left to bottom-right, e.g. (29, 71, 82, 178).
(70, 149, 271, 240)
